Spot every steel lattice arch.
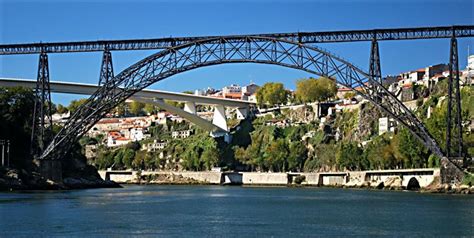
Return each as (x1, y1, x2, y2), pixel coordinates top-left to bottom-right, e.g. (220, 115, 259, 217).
(40, 36, 443, 160)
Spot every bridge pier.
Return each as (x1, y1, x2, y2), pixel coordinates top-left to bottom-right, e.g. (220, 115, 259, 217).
(35, 159, 63, 183)
(184, 101, 197, 114)
(212, 105, 228, 131)
(440, 157, 464, 184)
(236, 107, 248, 119)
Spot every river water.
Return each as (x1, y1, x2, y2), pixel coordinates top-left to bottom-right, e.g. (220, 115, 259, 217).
(0, 185, 473, 237)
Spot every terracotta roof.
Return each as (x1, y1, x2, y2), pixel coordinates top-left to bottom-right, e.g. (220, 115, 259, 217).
(403, 83, 413, 88)
(96, 119, 120, 124)
(338, 87, 352, 92)
(431, 73, 445, 78)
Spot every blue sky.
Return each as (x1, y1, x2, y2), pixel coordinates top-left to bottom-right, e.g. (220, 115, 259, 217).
(1, 0, 473, 105)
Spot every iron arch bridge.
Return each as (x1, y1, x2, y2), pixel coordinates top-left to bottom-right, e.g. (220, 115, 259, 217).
(40, 36, 442, 160)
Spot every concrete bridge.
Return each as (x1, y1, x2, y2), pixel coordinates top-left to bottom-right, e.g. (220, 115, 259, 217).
(0, 77, 255, 137)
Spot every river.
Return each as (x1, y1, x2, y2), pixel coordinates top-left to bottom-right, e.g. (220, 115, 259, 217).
(0, 185, 473, 237)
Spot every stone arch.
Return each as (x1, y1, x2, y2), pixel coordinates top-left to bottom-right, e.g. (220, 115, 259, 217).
(407, 177, 421, 190)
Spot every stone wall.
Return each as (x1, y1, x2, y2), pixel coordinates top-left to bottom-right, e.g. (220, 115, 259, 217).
(240, 172, 288, 185)
(98, 168, 441, 188)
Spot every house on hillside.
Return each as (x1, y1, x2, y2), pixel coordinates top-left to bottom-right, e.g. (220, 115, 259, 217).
(171, 129, 193, 139)
(107, 131, 131, 147)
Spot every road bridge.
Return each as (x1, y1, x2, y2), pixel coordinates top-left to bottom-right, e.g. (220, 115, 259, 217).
(0, 77, 252, 136)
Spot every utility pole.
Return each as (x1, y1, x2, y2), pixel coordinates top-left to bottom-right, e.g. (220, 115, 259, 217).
(0, 140, 8, 167)
(1, 140, 4, 167)
(6, 140, 10, 167)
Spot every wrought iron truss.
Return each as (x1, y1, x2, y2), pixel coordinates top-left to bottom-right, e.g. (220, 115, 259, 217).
(31, 52, 53, 156)
(98, 48, 114, 86)
(40, 36, 443, 160)
(1, 25, 473, 55)
(446, 34, 463, 158)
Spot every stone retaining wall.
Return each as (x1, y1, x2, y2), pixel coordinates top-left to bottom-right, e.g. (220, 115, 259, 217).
(98, 168, 441, 188)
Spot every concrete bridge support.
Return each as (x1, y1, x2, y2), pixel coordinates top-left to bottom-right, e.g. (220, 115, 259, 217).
(212, 105, 228, 131)
(236, 107, 248, 120)
(183, 101, 197, 114)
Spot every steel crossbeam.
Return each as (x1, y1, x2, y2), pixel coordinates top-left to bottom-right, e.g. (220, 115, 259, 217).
(0, 25, 473, 55)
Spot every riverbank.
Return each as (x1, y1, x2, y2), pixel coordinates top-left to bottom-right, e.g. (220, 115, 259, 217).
(0, 167, 120, 191)
(98, 169, 474, 194)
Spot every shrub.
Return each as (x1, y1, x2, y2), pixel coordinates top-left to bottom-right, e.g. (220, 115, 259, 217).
(294, 175, 306, 184)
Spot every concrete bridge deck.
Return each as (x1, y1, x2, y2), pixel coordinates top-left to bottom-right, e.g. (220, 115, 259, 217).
(0, 77, 255, 108)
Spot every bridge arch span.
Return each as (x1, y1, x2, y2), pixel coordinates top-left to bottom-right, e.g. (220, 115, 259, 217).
(41, 36, 442, 160)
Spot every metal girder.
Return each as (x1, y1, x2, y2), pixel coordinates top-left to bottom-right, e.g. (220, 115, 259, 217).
(30, 52, 53, 156)
(446, 34, 463, 159)
(98, 48, 114, 86)
(40, 36, 444, 161)
(369, 38, 382, 84)
(1, 25, 473, 55)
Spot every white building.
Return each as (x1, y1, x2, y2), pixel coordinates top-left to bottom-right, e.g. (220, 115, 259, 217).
(107, 131, 131, 147)
(51, 111, 70, 125)
(465, 55, 474, 85)
(129, 127, 149, 141)
(142, 140, 168, 152)
(171, 130, 193, 139)
(222, 84, 242, 94)
(378, 117, 396, 135)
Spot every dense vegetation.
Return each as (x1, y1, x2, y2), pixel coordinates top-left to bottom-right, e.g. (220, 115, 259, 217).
(0, 87, 35, 168)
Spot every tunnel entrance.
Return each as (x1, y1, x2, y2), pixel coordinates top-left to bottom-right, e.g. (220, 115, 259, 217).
(406, 177, 421, 190)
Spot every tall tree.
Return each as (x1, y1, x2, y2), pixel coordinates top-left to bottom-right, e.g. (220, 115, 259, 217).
(256, 82, 288, 107)
(56, 104, 69, 114)
(68, 98, 88, 113)
(295, 77, 337, 103)
(144, 103, 157, 115)
(129, 101, 145, 115)
(0, 87, 35, 167)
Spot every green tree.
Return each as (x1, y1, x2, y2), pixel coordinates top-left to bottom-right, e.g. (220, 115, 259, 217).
(201, 146, 219, 170)
(95, 150, 115, 169)
(264, 139, 288, 172)
(56, 103, 69, 114)
(122, 148, 135, 168)
(68, 98, 88, 113)
(129, 101, 145, 115)
(396, 128, 428, 168)
(287, 141, 307, 172)
(295, 77, 337, 103)
(164, 100, 184, 109)
(144, 103, 157, 115)
(114, 102, 127, 116)
(336, 142, 365, 171)
(256, 82, 288, 107)
(343, 91, 357, 99)
(0, 87, 35, 167)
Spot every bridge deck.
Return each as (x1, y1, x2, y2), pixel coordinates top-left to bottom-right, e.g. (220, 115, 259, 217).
(0, 78, 254, 108)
